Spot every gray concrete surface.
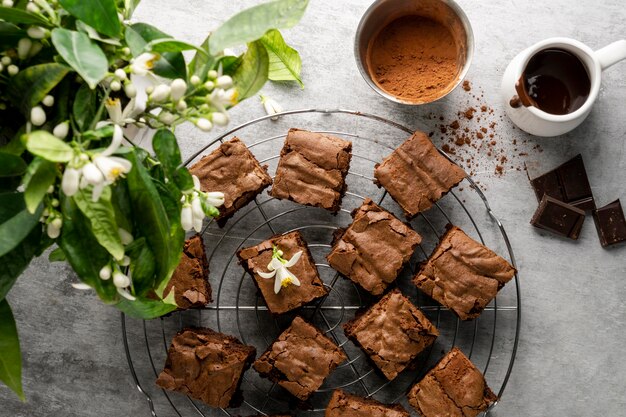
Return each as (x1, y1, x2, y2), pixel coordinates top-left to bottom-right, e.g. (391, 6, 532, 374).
(2, 0, 626, 416)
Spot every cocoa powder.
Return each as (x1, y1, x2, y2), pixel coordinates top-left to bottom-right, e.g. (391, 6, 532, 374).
(367, 15, 459, 103)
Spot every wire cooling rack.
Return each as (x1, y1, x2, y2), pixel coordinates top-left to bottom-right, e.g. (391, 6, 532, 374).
(121, 109, 521, 417)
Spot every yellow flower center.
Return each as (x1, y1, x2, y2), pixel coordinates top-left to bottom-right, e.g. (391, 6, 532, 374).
(146, 54, 160, 69)
(281, 277, 293, 288)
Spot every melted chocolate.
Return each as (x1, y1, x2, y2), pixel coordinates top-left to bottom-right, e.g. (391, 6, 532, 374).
(513, 48, 590, 115)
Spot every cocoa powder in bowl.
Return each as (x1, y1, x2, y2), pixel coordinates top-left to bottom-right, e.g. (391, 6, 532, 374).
(367, 15, 462, 103)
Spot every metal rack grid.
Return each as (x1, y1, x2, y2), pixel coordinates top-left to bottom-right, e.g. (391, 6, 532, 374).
(122, 109, 521, 417)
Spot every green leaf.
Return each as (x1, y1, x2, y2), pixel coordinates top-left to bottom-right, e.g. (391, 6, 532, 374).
(152, 129, 193, 192)
(51, 28, 109, 90)
(125, 237, 155, 297)
(58, 0, 121, 38)
(0, 192, 43, 258)
(115, 291, 177, 319)
(25, 130, 74, 163)
(0, 22, 26, 50)
(72, 84, 98, 132)
(48, 246, 66, 262)
(209, 0, 309, 53)
(123, 0, 141, 19)
(0, 299, 24, 401)
(59, 195, 117, 302)
(188, 35, 216, 83)
(233, 41, 269, 100)
(260, 29, 303, 86)
(0, 152, 26, 178)
(76, 20, 122, 46)
(73, 187, 124, 261)
(126, 151, 178, 290)
(0, 5, 51, 26)
(125, 23, 186, 79)
(22, 158, 56, 214)
(146, 39, 206, 55)
(6, 63, 70, 116)
(0, 224, 41, 302)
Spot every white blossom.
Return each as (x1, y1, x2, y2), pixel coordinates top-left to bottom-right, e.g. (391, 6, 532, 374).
(42, 94, 54, 107)
(215, 75, 233, 89)
(170, 78, 187, 101)
(25, 2, 39, 13)
(99, 265, 112, 280)
(61, 167, 80, 196)
(17, 38, 32, 60)
(110, 80, 122, 91)
(82, 162, 104, 185)
(27, 26, 46, 39)
(114, 68, 127, 80)
(257, 248, 302, 293)
(113, 270, 130, 288)
(30, 105, 46, 126)
(104, 97, 135, 126)
(7, 64, 18, 75)
(205, 191, 225, 207)
(158, 111, 175, 125)
(46, 218, 62, 239)
(124, 83, 137, 99)
(196, 118, 213, 132)
(130, 52, 159, 76)
(71, 283, 92, 290)
(2, 0, 14, 7)
(149, 84, 170, 103)
(181, 205, 193, 231)
(190, 75, 201, 86)
(260, 95, 283, 121)
(53, 121, 69, 139)
(117, 287, 136, 301)
(212, 112, 229, 126)
(118, 228, 134, 245)
(1, 56, 11, 66)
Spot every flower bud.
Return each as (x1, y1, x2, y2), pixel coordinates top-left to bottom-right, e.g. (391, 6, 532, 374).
(176, 100, 187, 112)
(2, 0, 14, 7)
(1, 56, 11, 66)
(124, 83, 137, 98)
(53, 121, 69, 139)
(203, 80, 215, 90)
(212, 112, 229, 126)
(191, 196, 204, 219)
(261, 95, 283, 121)
(196, 118, 212, 132)
(110, 80, 121, 91)
(17, 38, 32, 60)
(119, 256, 131, 267)
(207, 70, 218, 79)
(190, 75, 201, 86)
(215, 75, 233, 89)
(47, 221, 61, 239)
(47, 185, 54, 194)
(27, 41, 42, 58)
(118, 228, 134, 245)
(82, 162, 104, 185)
(193, 215, 203, 233)
(205, 191, 225, 207)
(150, 84, 170, 103)
(99, 265, 112, 280)
(30, 106, 46, 126)
(27, 26, 46, 39)
(62, 167, 80, 196)
(121, 47, 131, 56)
(26, 2, 39, 13)
(158, 111, 175, 125)
(7, 64, 19, 76)
(51, 198, 59, 207)
(113, 271, 130, 288)
(42, 94, 54, 107)
(170, 78, 187, 101)
(114, 68, 127, 80)
(181, 205, 193, 231)
(51, 217, 62, 229)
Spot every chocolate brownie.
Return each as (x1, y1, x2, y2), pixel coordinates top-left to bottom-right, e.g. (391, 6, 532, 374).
(326, 199, 422, 296)
(270, 128, 352, 212)
(156, 327, 256, 408)
(407, 347, 497, 417)
(325, 389, 410, 417)
(237, 231, 328, 315)
(344, 289, 439, 380)
(253, 316, 346, 400)
(413, 225, 516, 320)
(374, 130, 467, 218)
(189, 137, 272, 225)
(164, 234, 211, 309)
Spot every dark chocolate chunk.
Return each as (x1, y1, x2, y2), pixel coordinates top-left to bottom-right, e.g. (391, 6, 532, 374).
(164, 234, 212, 309)
(530, 195, 585, 240)
(530, 154, 595, 211)
(592, 199, 626, 247)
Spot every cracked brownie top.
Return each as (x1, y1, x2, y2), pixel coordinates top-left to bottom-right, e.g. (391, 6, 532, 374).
(270, 128, 352, 212)
(253, 316, 346, 400)
(324, 389, 410, 417)
(164, 234, 212, 309)
(408, 347, 497, 417)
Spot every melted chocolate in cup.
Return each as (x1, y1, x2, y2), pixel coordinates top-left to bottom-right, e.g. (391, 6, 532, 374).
(513, 48, 591, 115)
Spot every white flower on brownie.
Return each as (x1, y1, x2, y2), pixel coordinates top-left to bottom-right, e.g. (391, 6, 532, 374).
(257, 246, 302, 294)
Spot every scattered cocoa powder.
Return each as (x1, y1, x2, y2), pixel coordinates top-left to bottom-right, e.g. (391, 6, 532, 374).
(462, 80, 471, 91)
(368, 15, 460, 103)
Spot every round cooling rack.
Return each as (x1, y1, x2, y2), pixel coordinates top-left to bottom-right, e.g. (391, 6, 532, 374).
(121, 109, 521, 417)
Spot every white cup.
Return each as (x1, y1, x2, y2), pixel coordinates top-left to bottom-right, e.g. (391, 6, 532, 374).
(501, 38, 626, 137)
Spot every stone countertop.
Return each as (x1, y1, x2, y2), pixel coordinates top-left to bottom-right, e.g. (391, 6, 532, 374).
(3, 0, 625, 416)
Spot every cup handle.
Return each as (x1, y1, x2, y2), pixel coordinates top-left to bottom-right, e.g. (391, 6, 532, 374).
(595, 40, 626, 70)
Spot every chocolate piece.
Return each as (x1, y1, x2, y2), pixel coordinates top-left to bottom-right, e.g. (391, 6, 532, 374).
(593, 199, 626, 247)
(530, 195, 586, 240)
(253, 316, 346, 400)
(270, 128, 352, 212)
(325, 389, 410, 417)
(237, 231, 328, 315)
(189, 137, 272, 225)
(374, 130, 467, 218)
(407, 347, 497, 417)
(413, 225, 516, 320)
(326, 199, 422, 296)
(156, 327, 256, 408)
(344, 289, 438, 380)
(529, 154, 595, 211)
(164, 235, 212, 309)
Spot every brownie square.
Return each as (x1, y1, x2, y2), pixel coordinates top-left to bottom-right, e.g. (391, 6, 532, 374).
(253, 316, 346, 400)
(189, 137, 272, 225)
(237, 231, 328, 315)
(164, 235, 212, 309)
(326, 199, 422, 296)
(156, 327, 256, 408)
(593, 199, 626, 247)
(270, 128, 352, 212)
(344, 289, 438, 380)
(325, 389, 410, 417)
(374, 130, 466, 218)
(530, 194, 586, 240)
(413, 225, 516, 320)
(407, 347, 497, 417)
